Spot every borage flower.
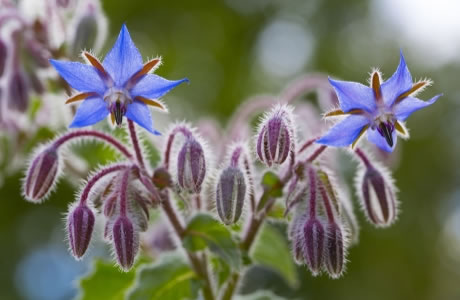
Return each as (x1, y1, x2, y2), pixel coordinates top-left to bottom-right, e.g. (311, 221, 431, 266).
(50, 24, 187, 134)
(316, 52, 442, 152)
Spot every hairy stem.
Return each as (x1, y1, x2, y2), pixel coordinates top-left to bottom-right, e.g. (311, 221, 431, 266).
(355, 147, 372, 168)
(53, 130, 133, 159)
(79, 163, 130, 205)
(127, 120, 145, 169)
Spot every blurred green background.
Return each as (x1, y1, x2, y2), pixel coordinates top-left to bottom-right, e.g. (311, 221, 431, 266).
(1, 0, 460, 299)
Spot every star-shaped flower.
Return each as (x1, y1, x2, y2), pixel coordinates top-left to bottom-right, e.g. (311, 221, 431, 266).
(316, 52, 442, 152)
(50, 24, 187, 134)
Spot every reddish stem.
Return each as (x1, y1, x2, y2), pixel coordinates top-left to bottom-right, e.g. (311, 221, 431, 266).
(79, 164, 129, 205)
(308, 166, 317, 219)
(163, 125, 193, 170)
(318, 180, 336, 223)
(127, 120, 145, 169)
(298, 137, 319, 154)
(355, 147, 372, 168)
(119, 168, 131, 215)
(53, 130, 133, 159)
(307, 145, 327, 163)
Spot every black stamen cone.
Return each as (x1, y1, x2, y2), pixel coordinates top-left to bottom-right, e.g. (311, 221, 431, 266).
(115, 101, 123, 125)
(379, 123, 393, 147)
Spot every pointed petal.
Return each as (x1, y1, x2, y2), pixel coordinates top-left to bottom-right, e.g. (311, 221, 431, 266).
(102, 24, 143, 86)
(125, 100, 160, 135)
(367, 127, 397, 152)
(381, 51, 413, 107)
(316, 115, 370, 147)
(130, 74, 188, 99)
(69, 97, 109, 128)
(328, 78, 376, 113)
(49, 59, 106, 95)
(393, 94, 441, 121)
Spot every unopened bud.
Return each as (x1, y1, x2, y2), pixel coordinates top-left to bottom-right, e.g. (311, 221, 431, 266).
(153, 167, 172, 190)
(9, 71, 29, 112)
(0, 39, 6, 77)
(23, 146, 60, 203)
(216, 167, 246, 225)
(360, 165, 398, 227)
(177, 138, 206, 193)
(324, 222, 346, 278)
(72, 15, 98, 57)
(112, 215, 138, 271)
(103, 194, 117, 217)
(67, 204, 95, 259)
(303, 217, 326, 276)
(256, 104, 295, 167)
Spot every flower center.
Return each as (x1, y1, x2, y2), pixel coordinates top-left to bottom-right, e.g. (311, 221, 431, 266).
(373, 114, 395, 147)
(103, 88, 132, 126)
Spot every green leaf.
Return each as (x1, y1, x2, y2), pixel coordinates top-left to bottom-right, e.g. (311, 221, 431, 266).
(183, 213, 241, 269)
(257, 172, 283, 211)
(235, 290, 287, 300)
(77, 259, 138, 300)
(250, 223, 298, 288)
(127, 252, 199, 300)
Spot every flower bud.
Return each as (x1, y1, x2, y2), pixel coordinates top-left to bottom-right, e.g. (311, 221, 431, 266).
(324, 222, 345, 278)
(112, 215, 138, 271)
(23, 146, 60, 203)
(67, 204, 95, 259)
(72, 15, 98, 57)
(216, 167, 246, 225)
(303, 217, 326, 276)
(177, 138, 206, 193)
(359, 165, 398, 227)
(9, 71, 29, 112)
(153, 167, 172, 190)
(256, 104, 295, 167)
(0, 39, 6, 77)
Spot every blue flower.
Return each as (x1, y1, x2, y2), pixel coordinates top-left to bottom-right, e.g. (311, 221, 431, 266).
(316, 52, 442, 152)
(49, 24, 188, 134)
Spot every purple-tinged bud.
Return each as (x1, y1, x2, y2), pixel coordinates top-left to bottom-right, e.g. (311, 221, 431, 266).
(216, 167, 246, 225)
(359, 165, 398, 227)
(177, 138, 206, 193)
(112, 216, 138, 271)
(289, 216, 306, 265)
(256, 104, 295, 167)
(0, 39, 6, 77)
(303, 217, 326, 276)
(72, 15, 98, 57)
(23, 146, 60, 203)
(9, 71, 29, 112)
(67, 204, 95, 259)
(324, 222, 346, 278)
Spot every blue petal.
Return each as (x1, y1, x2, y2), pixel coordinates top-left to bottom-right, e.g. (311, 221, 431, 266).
(125, 100, 160, 135)
(103, 24, 143, 86)
(381, 51, 413, 107)
(329, 78, 376, 113)
(316, 115, 370, 147)
(69, 96, 109, 128)
(49, 60, 106, 95)
(393, 94, 441, 121)
(367, 127, 397, 152)
(130, 75, 188, 99)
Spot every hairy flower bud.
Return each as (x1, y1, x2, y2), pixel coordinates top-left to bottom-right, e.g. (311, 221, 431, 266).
(177, 138, 206, 193)
(216, 167, 246, 225)
(303, 217, 326, 276)
(256, 104, 295, 167)
(324, 222, 345, 278)
(359, 165, 398, 227)
(72, 15, 98, 57)
(23, 146, 60, 203)
(67, 204, 95, 259)
(153, 167, 172, 190)
(113, 215, 138, 271)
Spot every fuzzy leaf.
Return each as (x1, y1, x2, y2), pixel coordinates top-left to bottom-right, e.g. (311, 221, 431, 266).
(77, 259, 138, 300)
(183, 213, 241, 269)
(127, 253, 199, 300)
(250, 223, 298, 288)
